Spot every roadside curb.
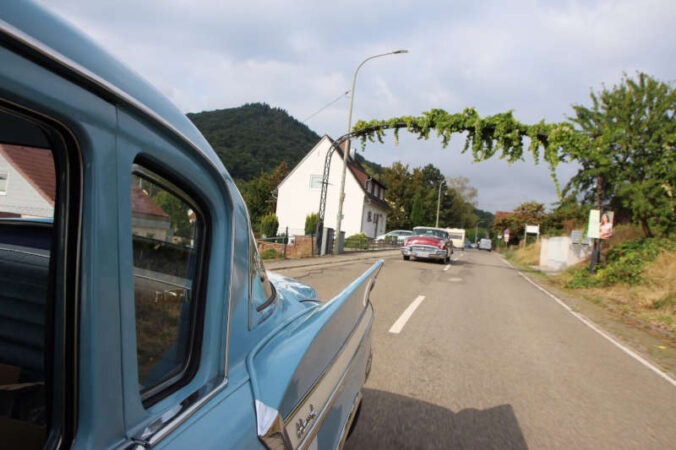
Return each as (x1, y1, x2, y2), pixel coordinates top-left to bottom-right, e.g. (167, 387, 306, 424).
(266, 250, 400, 270)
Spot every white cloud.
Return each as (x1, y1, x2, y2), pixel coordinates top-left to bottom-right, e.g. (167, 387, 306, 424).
(36, 0, 676, 212)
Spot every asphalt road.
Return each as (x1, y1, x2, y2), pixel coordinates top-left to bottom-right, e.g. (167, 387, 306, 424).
(276, 249, 676, 449)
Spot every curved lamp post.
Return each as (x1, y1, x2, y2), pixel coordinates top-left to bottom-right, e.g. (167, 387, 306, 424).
(334, 49, 408, 254)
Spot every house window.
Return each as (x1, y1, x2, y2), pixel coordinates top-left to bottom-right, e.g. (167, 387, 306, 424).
(367, 211, 372, 222)
(380, 189, 384, 200)
(0, 170, 7, 194)
(309, 175, 322, 190)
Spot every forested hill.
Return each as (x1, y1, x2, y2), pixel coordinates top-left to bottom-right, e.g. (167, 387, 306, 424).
(187, 103, 321, 181)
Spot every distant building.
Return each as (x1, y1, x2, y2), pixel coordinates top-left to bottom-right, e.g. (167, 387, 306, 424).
(0, 144, 55, 218)
(0, 143, 170, 238)
(275, 135, 388, 238)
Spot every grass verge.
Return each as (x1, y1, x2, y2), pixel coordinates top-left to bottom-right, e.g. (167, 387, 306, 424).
(505, 238, 676, 337)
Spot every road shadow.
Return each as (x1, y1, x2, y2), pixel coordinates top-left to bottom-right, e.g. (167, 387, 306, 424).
(345, 389, 528, 450)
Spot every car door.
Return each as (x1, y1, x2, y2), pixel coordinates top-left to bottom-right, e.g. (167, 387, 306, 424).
(0, 12, 120, 448)
(114, 106, 265, 448)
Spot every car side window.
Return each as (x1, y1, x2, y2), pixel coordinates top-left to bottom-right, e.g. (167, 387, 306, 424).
(250, 232, 275, 313)
(0, 106, 74, 447)
(130, 165, 205, 402)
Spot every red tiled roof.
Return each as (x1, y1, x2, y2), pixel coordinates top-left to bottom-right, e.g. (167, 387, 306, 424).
(130, 183, 170, 222)
(495, 211, 512, 220)
(0, 144, 56, 205)
(332, 139, 389, 211)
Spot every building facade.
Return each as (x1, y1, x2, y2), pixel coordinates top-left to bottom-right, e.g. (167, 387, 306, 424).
(275, 136, 388, 238)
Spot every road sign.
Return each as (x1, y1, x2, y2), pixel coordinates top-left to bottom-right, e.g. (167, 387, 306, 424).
(525, 225, 539, 234)
(504, 229, 510, 242)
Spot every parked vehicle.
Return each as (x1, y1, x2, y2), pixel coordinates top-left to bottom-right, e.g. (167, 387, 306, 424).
(445, 228, 466, 250)
(0, 3, 381, 449)
(401, 226, 453, 263)
(479, 238, 493, 251)
(375, 229, 412, 244)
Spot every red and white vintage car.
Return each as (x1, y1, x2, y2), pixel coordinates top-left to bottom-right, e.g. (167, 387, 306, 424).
(401, 226, 453, 263)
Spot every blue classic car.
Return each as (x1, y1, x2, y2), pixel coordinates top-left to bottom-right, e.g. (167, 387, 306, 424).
(0, 3, 381, 449)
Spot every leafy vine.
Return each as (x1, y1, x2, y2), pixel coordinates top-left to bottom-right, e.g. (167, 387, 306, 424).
(351, 108, 587, 198)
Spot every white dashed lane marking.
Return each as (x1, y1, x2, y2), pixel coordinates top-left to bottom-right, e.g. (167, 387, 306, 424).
(389, 295, 426, 334)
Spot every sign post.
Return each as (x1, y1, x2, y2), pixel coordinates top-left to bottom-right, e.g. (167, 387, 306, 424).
(587, 210, 601, 273)
(524, 224, 540, 247)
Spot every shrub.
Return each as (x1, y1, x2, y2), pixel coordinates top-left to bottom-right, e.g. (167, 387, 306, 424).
(260, 213, 279, 238)
(564, 237, 676, 288)
(345, 233, 369, 250)
(260, 248, 282, 259)
(305, 212, 319, 235)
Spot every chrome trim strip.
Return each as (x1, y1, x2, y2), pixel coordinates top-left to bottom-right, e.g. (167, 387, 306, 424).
(289, 312, 373, 450)
(337, 392, 362, 450)
(280, 262, 382, 426)
(250, 261, 381, 449)
(255, 400, 292, 449)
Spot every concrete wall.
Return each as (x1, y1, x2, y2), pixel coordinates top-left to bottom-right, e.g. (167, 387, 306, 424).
(540, 236, 592, 271)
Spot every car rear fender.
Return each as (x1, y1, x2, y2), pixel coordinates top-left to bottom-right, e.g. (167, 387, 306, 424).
(247, 259, 383, 449)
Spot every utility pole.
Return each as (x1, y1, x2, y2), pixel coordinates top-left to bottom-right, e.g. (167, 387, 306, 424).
(334, 50, 408, 255)
(590, 175, 603, 273)
(435, 181, 442, 227)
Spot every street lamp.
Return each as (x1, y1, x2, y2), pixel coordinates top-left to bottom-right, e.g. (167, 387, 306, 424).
(334, 49, 408, 254)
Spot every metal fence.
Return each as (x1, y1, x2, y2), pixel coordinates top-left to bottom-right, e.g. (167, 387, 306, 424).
(339, 236, 402, 252)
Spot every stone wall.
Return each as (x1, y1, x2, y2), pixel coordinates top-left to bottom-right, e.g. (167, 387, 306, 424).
(257, 235, 315, 259)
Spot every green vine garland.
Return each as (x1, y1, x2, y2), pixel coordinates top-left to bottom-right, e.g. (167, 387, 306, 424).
(352, 108, 588, 198)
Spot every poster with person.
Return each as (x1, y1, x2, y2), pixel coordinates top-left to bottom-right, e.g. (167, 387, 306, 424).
(588, 209, 614, 240)
(599, 211, 614, 239)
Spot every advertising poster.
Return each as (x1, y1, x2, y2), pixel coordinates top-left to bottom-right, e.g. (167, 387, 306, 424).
(599, 211, 614, 240)
(587, 209, 600, 239)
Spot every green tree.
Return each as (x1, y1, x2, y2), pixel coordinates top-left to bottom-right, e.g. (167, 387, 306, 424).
(152, 191, 192, 239)
(566, 73, 675, 237)
(353, 72, 675, 237)
(240, 161, 289, 232)
(304, 212, 318, 235)
(410, 189, 424, 226)
(260, 213, 279, 238)
(381, 162, 414, 229)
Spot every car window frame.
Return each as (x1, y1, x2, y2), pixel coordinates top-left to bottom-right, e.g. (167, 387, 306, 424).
(248, 231, 277, 328)
(0, 100, 82, 448)
(130, 161, 211, 406)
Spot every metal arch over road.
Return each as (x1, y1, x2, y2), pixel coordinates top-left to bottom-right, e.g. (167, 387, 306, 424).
(315, 122, 410, 253)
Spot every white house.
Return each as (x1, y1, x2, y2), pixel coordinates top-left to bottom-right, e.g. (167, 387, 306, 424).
(0, 144, 55, 218)
(275, 135, 388, 238)
(0, 143, 171, 239)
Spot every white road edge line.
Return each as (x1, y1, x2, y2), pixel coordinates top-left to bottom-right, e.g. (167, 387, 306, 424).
(389, 295, 426, 334)
(500, 257, 676, 387)
(444, 265, 451, 271)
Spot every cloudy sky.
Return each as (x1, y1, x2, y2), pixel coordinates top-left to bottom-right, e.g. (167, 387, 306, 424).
(38, 0, 675, 213)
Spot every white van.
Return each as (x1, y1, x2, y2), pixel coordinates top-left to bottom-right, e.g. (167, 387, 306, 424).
(479, 238, 493, 251)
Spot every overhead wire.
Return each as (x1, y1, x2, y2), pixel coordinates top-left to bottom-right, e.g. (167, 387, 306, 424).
(302, 90, 350, 123)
